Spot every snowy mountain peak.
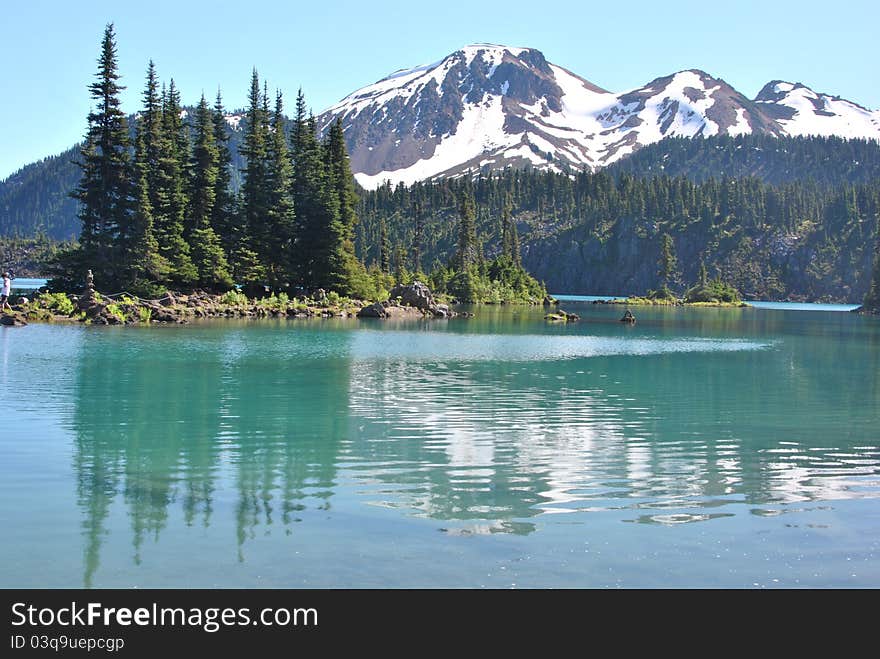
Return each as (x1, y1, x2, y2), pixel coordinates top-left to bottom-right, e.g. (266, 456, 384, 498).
(754, 80, 880, 139)
(316, 47, 880, 190)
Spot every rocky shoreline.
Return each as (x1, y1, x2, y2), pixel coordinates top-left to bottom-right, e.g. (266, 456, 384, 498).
(1, 279, 465, 328)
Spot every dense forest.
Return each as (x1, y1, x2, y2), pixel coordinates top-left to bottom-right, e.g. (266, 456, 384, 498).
(607, 134, 880, 186)
(49, 24, 375, 299)
(358, 169, 880, 302)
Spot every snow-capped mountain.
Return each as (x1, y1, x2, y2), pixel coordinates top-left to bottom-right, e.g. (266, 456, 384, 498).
(315, 44, 880, 190)
(754, 81, 880, 139)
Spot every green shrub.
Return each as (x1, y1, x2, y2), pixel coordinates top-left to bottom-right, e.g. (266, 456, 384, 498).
(221, 289, 248, 306)
(105, 303, 126, 323)
(37, 292, 75, 315)
(684, 278, 741, 304)
(137, 307, 152, 323)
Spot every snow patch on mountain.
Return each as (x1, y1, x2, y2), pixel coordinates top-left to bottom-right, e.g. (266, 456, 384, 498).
(756, 82, 880, 139)
(318, 46, 880, 190)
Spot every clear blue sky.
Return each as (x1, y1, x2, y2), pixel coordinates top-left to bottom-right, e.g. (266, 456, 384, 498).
(1, 0, 877, 179)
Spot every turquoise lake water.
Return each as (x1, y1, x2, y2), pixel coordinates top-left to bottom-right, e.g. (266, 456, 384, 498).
(1, 302, 878, 587)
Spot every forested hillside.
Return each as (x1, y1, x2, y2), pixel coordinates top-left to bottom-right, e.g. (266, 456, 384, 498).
(358, 169, 880, 302)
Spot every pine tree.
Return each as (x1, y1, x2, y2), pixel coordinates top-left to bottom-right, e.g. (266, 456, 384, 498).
(290, 94, 341, 291)
(211, 90, 238, 260)
(189, 94, 232, 290)
(500, 195, 521, 265)
(455, 191, 479, 270)
(152, 81, 197, 286)
(263, 90, 295, 286)
(411, 200, 423, 274)
(238, 69, 270, 285)
(379, 219, 390, 273)
(658, 232, 678, 296)
(323, 117, 368, 294)
(392, 242, 407, 283)
(71, 23, 133, 288)
(125, 121, 170, 294)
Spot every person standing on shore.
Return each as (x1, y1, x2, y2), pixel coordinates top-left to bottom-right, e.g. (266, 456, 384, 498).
(1, 272, 12, 312)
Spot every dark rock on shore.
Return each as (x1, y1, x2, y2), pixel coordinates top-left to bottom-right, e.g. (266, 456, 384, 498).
(371, 281, 458, 318)
(356, 301, 426, 319)
(1, 313, 27, 327)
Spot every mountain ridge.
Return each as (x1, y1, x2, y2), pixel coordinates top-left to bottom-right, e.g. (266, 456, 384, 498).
(313, 44, 880, 189)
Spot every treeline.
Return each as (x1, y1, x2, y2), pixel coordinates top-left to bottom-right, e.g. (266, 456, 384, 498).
(5, 126, 880, 244)
(607, 134, 880, 186)
(51, 24, 371, 298)
(357, 168, 880, 301)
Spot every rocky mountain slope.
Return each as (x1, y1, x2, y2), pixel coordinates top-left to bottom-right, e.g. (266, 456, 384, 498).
(316, 44, 880, 189)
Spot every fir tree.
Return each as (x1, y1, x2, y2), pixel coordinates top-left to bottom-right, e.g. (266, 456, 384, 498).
(500, 195, 521, 266)
(188, 94, 232, 290)
(71, 23, 133, 288)
(152, 81, 196, 286)
(323, 117, 368, 294)
(657, 232, 678, 296)
(125, 122, 170, 294)
(455, 191, 479, 270)
(211, 90, 238, 260)
(411, 200, 423, 274)
(290, 96, 342, 290)
(379, 219, 390, 273)
(238, 69, 270, 285)
(263, 90, 295, 286)
(392, 242, 407, 283)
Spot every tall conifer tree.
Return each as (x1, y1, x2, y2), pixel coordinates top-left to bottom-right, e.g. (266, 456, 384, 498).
(126, 121, 170, 293)
(72, 23, 132, 288)
(264, 90, 295, 285)
(238, 69, 270, 284)
(189, 95, 232, 290)
(323, 118, 366, 294)
(152, 81, 196, 285)
(210, 92, 236, 246)
(455, 191, 479, 271)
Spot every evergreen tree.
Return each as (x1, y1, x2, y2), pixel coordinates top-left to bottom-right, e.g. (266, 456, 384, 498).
(152, 81, 196, 286)
(500, 194, 521, 266)
(124, 120, 170, 295)
(657, 232, 678, 296)
(455, 191, 479, 270)
(188, 94, 232, 290)
(323, 117, 369, 294)
(411, 200, 423, 274)
(379, 219, 390, 273)
(71, 23, 133, 288)
(211, 90, 238, 260)
(263, 90, 295, 286)
(289, 95, 340, 290)
(238, 69, 270, 284)
(392, 242, 407, 283)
